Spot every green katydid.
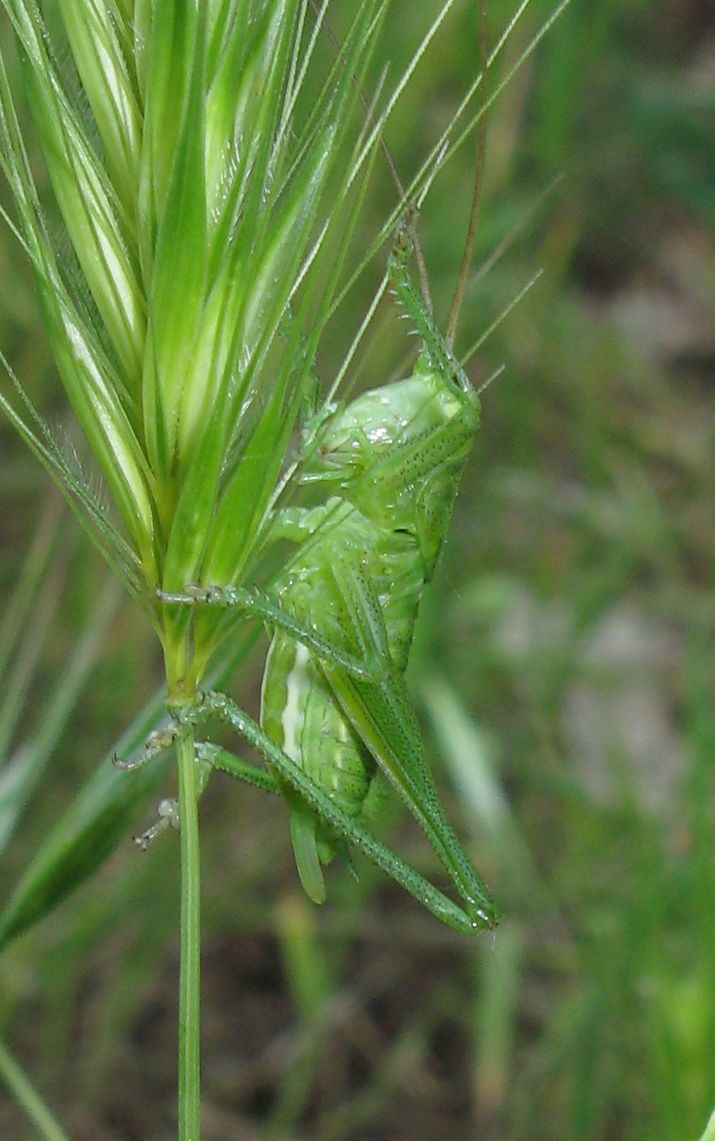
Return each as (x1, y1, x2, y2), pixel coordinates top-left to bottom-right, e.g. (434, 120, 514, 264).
(142, 221, 499, 935)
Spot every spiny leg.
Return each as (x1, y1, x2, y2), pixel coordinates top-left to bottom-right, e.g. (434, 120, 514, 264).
(172, 690, 497, 934)
(134, 797, 182, 849)
(113, 728, 214, 847)
(113, 683, 497, 932)
(198, 741, 279, 795)
(112, 724, 183, 772)
(319, 557, 498, 928)
(113, 720, 280, 847)
(158, 580, 387, 683)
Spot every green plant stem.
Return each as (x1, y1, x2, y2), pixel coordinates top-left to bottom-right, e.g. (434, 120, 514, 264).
(0, 1034, 70, 1141)
(176, 723, 201, 1140)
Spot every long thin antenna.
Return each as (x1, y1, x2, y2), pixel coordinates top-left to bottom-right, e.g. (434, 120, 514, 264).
(446, 0, 488, 349)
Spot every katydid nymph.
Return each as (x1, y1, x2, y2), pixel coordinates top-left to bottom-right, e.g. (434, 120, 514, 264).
(262, 230, 484, 905)
(142, 221, 499, 936)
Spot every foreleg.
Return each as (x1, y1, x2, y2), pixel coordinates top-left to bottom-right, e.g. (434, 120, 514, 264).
(159, 580, 386, 682)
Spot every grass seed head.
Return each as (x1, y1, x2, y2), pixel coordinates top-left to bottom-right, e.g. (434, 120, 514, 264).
(0, 0, 387, 669)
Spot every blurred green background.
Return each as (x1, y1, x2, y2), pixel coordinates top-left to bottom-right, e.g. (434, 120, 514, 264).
(1, 1, 714, 1138)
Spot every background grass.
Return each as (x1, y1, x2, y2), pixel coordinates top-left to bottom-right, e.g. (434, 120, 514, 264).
(1, 1, 714, 1138)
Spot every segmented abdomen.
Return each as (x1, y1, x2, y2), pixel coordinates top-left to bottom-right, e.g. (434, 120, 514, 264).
(260, 487, 439, 879)
(261, 626, 377, 832)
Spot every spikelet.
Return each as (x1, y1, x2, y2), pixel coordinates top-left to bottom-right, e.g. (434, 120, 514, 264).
(0, 0, 394, 679)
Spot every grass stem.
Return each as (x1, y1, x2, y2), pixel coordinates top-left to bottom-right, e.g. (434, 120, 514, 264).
(176, 723, 201, 1140)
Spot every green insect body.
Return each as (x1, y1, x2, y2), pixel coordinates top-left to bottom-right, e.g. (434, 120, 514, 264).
(261, 629, 385, 898)
(260, 309, 481, 906)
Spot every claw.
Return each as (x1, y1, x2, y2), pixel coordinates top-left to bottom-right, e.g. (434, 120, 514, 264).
(112, 726, 179, 771)
(134, 798, 180, 849)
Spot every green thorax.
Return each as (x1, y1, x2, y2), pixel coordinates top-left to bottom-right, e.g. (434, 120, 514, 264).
(275, 362, 477, 670)
(304, 358, 479, 577)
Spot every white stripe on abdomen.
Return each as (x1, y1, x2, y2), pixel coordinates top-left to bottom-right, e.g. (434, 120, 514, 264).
(280, 642, 310, 761)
